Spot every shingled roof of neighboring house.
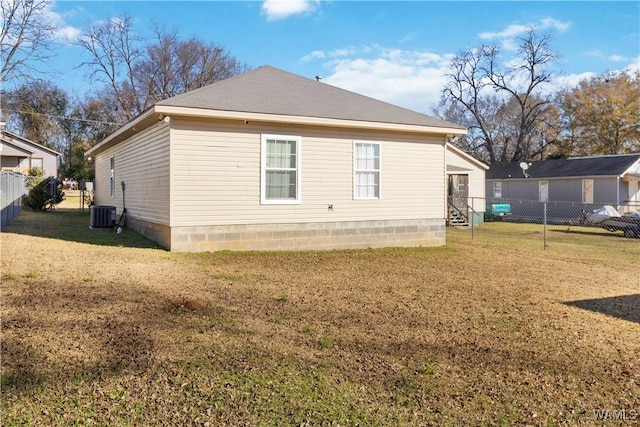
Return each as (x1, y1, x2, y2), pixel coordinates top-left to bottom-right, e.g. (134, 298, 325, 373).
(486, 154, 640, 180)
(157, 65, 465, 130)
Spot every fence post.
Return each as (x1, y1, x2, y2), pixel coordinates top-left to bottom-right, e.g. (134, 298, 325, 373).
(471, 197, 475, 240)
(543, 201, 548, 250)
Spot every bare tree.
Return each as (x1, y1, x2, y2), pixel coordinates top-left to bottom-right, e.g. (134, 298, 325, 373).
(0, 0, 56, 84)
(75, 15, 143, 121)
(76, 18, 250, 122)
(437, 29, 561, 163)
(135, 24, 249, 104)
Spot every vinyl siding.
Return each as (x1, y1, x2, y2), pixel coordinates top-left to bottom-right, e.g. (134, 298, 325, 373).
(445, 147, 486, 212)
(593, 178, 618, 204)
(170, 117, 444, 227)
(94, 122, 170, 224)
(486, 177, 620, 204)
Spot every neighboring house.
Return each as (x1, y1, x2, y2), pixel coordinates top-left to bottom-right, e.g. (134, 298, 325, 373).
(445, 143, 489, 226)
(486, 154, 640, 219)
(0, 130, 60, 177)
(86, 66, 467, 252)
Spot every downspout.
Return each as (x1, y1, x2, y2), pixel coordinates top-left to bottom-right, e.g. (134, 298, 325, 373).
(443, 139, 448, 224)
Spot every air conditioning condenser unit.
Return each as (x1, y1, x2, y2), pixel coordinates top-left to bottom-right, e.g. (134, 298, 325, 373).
(89, 205, 116, 228)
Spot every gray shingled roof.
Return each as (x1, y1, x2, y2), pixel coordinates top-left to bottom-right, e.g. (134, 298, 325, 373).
(157, 65, 465, 130)
(486, 154, 640, 179)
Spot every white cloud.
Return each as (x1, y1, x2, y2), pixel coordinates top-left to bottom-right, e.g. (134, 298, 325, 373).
(261, 0, 318, 21)
(53, 25, 81, 42)
(301, 50, 326, 62)
(301, 47, 358, 62)
(479, 24, 530, 40)
(625, 56, 640, 73)
(609, 54, 627, 62)
(479, 17, 571, 51)
(554, 72, 597, 91)
(46, 2, 83, 43)
(539, 17, 571, 32)
(331, 47, 356, 57)
(306, 46, 452, 113)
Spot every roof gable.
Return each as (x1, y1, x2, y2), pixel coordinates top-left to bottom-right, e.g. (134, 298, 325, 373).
(486, 154, 640, 180)
(446, 143, 489, 170)
(1, 130, 61, 156)
(157, 65, 464, 130)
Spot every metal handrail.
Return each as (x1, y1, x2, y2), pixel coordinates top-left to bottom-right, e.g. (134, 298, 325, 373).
(447, 196, 479, 225)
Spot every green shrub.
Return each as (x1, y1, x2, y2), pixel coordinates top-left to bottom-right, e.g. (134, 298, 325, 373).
(24, 167, 44, 190)
(23, 177, 65, 211)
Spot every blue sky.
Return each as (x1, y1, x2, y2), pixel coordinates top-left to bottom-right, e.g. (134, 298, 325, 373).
(42, 0, 640, 114)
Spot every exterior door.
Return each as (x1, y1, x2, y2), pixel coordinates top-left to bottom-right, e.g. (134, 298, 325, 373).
(448, 174, 469, 211)
(629, 180, 639, 207)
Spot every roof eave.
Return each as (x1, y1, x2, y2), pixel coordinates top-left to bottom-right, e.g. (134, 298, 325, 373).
(155, 105, 468, 136)
(87, 105, 467, 157)
(86, 108, 157, 157)
(487, 174, 624, 180)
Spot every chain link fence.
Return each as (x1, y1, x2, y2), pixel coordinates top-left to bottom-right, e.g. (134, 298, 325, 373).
(456, 197, 640, 247)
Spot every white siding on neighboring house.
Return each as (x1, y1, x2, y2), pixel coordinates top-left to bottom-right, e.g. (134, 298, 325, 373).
(169, 117, 445, 227)
(94, 122, 171, 225)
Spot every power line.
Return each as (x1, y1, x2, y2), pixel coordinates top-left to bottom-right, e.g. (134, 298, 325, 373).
(3, 109, 121, 126)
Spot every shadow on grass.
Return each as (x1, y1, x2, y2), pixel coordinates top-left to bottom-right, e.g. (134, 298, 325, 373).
(552, 228, 627, 239)
(3, 207, 161, 249)
(565, 294, 640, 324)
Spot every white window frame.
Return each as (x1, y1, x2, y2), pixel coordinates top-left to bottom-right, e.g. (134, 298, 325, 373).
(538, 180, 549, 202)
(260, 134, 301, 205)
(110, 157, 115, 198)
(582, 179, 594, 204)
(353, 141, 381, 200)
(493, 181, 502, 199)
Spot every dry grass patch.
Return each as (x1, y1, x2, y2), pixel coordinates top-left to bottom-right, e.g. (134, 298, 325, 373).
(1, 206, 639, 426)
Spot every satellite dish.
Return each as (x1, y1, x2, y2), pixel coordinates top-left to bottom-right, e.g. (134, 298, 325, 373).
(519, 162, 529, 171)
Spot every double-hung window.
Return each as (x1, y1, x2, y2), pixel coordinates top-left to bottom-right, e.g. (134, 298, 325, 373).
(493, 182, 502, 199)
(261, 134, 301, 204)
(538, 180, 549, 202)
(354, 141, 380, 199)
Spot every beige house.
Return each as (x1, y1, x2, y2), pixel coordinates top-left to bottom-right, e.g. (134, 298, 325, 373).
(445, 143, 489, 226)
(86, 66, 467, 251)
(1, 130, 60, 177)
